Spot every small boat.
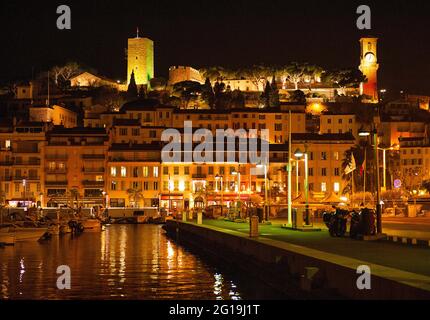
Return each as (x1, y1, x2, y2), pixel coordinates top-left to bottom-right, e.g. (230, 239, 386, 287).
(81, 219, 102, 232)
(0, 233, 15, 245)
(0, 224, 48, 242)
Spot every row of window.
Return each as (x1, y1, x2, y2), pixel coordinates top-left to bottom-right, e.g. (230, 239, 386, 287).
(111, 166, 159, 178)
(325, 118, 354, 124)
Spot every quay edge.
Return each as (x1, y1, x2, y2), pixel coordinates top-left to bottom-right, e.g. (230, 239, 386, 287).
(164, 220, 430, 300)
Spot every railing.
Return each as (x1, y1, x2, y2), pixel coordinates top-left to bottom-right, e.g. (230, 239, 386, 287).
(82, 180, 104, 187)
(82, 168, 105, 173)
(14, 160, 41, 166)
(45, 181, 68, 186)
(45, 168, 67, 173)
(82, 154, 105, 160)
(192, 174, 207, 179)
(0, 161, 13, 166)
(46, 155, 68, 160)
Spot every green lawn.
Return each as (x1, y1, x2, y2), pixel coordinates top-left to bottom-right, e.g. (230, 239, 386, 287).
(196, 219, 430, 277)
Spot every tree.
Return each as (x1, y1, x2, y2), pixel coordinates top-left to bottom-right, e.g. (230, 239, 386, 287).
(238, 64, 272, 91)
(50, 62, 83, 88)
(230, 89, 245, 109)
(269, 76, 280, 108)
(324, 69, 367, 92)
(127, 70, 138, 100)
(282, 62, 308, 90)
(261, 80, 272, 108)
(213, 81, 226, 110)
(149, 77, 167, 91)
(288, 90, 306, 104)
(172, 80, 202, 109)
(201, 78, 215, 108)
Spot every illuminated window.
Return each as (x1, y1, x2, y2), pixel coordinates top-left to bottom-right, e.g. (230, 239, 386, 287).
(163, 167, 168, 175)
(111, 181, 117, 191)
(334, 182, 340, 193)
(153, 167, 159, 178)
(96, 175, 103, 182)
(321, 182, 327, 192)
(185, 181, 190, 191)
(143, 166, 149, 177)
(111, 167, 117, 177)
(333, 152, 339, 160)
(153, 182, 158, 190)
(174, 181, 179, 191)
(121, 166, 127, 177)
(163, 181, 168, 191)
(174, 167, 179, 175)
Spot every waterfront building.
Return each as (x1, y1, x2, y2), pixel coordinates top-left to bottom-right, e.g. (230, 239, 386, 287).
(44, 127, 108, 208)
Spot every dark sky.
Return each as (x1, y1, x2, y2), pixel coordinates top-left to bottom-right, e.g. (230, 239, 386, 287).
(1, 0, 430, 95)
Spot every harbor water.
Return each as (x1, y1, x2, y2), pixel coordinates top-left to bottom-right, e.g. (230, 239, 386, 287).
(0, 224, 286, 300)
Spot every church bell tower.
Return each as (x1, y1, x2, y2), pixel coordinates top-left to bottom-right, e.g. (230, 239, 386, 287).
(359, 37, 379, 103)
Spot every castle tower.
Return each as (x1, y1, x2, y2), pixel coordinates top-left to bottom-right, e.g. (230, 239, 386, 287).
(359, 37, 379, 103)
(127, 31, 154, 87)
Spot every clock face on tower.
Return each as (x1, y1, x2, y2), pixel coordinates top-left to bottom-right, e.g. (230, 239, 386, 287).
(364, 52, 375, 63)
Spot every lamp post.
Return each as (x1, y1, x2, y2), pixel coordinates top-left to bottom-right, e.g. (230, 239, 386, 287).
(215, 174, 224, 216)
(359, 127, 382, 234)
(294, 147, 309, 225)
(257, 163, 269, 221)
(232, 165, 241, 218)
(377, 145, 395, 190)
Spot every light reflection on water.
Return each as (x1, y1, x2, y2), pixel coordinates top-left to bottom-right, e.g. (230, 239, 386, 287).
(0, 224, 280, 300)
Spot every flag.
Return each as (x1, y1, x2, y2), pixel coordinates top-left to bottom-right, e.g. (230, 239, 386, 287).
(344, 153, 356, 175)
(360, 160, 366, 176)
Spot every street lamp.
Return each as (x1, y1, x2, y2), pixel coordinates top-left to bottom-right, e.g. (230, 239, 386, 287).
(232, 166, 241, 218)
(257, 163, 269, 221)
(215, 174, 224, 215)
(294, 147, 310, 225)
(378, 145, 396, 190)
(358, 126, 382, 234)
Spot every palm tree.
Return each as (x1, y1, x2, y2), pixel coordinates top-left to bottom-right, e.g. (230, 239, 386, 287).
(69, 188, 80, 209)
(127, 188, 143, 208)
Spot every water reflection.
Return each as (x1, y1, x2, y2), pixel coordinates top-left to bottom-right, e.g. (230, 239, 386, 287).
(0, 225, 281, 300)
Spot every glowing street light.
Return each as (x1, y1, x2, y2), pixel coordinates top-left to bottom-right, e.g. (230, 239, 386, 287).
(294, 147, 310, 225)
(215, 174, 224, 216)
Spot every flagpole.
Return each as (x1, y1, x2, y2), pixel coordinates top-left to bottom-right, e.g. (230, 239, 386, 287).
(363, 148, 366, 206)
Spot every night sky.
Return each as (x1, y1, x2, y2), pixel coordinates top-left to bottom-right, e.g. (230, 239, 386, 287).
(1, 0, 430, 95)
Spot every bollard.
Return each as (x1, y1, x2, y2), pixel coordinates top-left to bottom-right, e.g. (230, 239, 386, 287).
(197, 210, 202, 225)
(249, 215, 259, 237)
(182, 211, 187, 222)
(188, 210, 193, 220)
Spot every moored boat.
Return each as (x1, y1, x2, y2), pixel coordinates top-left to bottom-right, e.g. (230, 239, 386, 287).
(81, 219, 102, 232)
(0, 224, 48, 242)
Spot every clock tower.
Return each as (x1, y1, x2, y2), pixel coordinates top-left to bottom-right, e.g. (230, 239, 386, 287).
(359, 37, 379, 103)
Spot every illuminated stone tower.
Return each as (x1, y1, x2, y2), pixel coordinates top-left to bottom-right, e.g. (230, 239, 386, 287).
(359, 37, 379, 103)
(127, 30, 154, 87)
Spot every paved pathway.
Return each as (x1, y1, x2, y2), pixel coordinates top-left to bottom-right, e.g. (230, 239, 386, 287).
(199, 219, 430, 277)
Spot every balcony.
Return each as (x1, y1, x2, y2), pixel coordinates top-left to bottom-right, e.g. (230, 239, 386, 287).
(192, 174, 207, 179)
(46, 154, 68, 160)
(45, 181, 68, 186)
(82, 154, 105, 160)
(14, 160, 41, 166)
(82, 167, 105, 173)
(14, 176, 40, 181)
(0, 161, 13, 166)
(82, 180, 105, 187)
(45, 168, 67, 174)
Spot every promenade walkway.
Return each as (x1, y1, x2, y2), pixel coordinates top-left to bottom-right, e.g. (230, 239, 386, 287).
(198, 219, 430, 277)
